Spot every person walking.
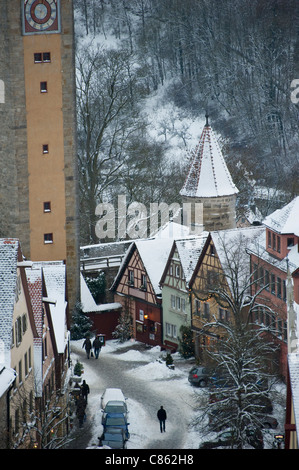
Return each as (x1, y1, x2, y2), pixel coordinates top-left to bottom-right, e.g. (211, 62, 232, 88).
(82, 336, 92, 359)
(157, 406, 167, 433)
(76, 395, 86, 428)
(81, 379, 90, 403)
(93, 335, 102, 359)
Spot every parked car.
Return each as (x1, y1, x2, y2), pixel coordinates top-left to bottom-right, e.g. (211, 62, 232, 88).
(101, 388, 127, 409)
(101, 400, 129, 424)
(99, 428, 127, 449)
(199, 428, 263, 449)
(188, 366, 214, 387)
(259, 415, 278, 429)
(102, 412, 130, 440)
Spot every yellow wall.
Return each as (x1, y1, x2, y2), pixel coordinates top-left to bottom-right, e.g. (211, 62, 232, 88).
(23, 34, 66, 261)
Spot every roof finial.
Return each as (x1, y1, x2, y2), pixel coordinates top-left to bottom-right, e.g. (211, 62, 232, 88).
(205, 112, 209, 127)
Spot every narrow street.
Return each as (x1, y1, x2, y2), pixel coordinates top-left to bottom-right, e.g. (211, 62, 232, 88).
(66, 342, 192, 449)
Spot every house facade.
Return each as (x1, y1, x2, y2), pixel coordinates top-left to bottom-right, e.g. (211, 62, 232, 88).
(160, 235, 208, 352)
(189, 227, 264, 361)
(248, 197, 299, 379)
(111, 239, 173, 347)
(0, 239, 38, 449)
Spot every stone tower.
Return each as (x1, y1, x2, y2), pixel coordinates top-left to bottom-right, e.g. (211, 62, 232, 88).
(180, 116, 238, 232)
(0, 1, 79, 311)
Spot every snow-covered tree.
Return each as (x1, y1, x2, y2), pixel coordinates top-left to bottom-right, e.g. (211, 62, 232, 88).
(191, 230, 280, 448)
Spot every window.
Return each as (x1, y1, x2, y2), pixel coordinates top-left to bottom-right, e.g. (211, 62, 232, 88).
(268, 231, 272, 247)
(18, 360, 22, 384)
(175, 265, 180, 277)
(265, 270, 270, 290)
(166, 323, 177, 338)
(40, 81, 48, 93)
(169, 265, 173, 276)
(181, 298, 186, 312)
(43, 144, 49, 154)
(139, 309, 144, 322)
(44, 233, 53, 244)
(43, 202, 51, 212)
(277, 236, 281, 253)
(277, 277, 282, 299)
(34, 52, 51, 63)
(141, 274, 147, 290)
(176, 296, 181, 310)
(16, 317, 22, 345)
(271, 274, 276, 295)
(24, 352, 28, 377)
(287, 237, 294, 248)
(194, 299, 200, 315)
(219, 308, 230, 322)
(272, 233, 276, 251)
(128, 270, 134, 286)
(22, 314, 27, 334)
(203, 302, 210, 320)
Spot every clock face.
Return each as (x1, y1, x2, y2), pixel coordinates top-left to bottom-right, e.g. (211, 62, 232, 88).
(23, 0, 60, 34)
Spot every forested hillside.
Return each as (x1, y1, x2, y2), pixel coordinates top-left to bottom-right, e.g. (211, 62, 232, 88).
(74, 0, 299, 245)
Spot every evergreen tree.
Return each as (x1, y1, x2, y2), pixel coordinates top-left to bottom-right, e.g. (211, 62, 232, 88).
(70, 302, 93, 340)
(178, 325, 195, 358)
(112, 301, 133, 343)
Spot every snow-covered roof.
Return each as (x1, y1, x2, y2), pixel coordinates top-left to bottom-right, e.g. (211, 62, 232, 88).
(180, 122, 238, 198)
(80, 274, 121, 313)
(0, 239, 19, 366)
(0, 366, 17, 398)
(134, 238, 173, 294)
(175, 233, 209, 284)
(40, 262, 68, 354)
(263, 196, 299, 236)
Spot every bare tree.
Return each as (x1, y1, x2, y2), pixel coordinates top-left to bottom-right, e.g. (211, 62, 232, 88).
(191, 230, 281, 448)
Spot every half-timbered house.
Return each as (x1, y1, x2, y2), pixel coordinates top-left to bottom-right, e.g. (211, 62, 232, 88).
(111, 238, 173, 347)
(160, 234, 208, 351)
(189, 226, 263, 360)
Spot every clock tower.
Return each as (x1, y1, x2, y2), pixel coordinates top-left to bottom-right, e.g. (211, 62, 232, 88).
(0, 1, 79, 311)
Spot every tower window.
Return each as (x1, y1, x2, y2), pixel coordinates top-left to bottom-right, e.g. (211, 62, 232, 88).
(43, 202, 51, 213)
(34, 52, 51, 63)
(44, 233, 53, 244)
(40, 82, 47, 93)
(42, 144, 49, 154)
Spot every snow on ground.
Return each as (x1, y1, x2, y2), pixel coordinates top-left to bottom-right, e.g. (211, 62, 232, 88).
(70, 339, 286, 450)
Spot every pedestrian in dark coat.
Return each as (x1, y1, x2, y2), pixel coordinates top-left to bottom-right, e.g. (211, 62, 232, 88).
(157, 406, 167, 433)
(93, 335, 102, 359)
(76, 395, 86, 428)
(81, 380, 90, 403)
(82, 336, 92, 359)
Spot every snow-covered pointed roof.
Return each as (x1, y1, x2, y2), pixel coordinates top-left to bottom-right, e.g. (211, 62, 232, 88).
(263, 196, 299, 236)
(135, 238, 173, 294)
(180, 120, 238, 198)
(175, 233, 209, 284)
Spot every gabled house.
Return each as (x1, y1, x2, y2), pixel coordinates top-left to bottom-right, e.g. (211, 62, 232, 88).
(189, 226, 263, 360)
(0, 239, 38, 449)
(159, 234, 208, 352)
(248, 196, 299, 379)
(111, 238, 173, 347)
